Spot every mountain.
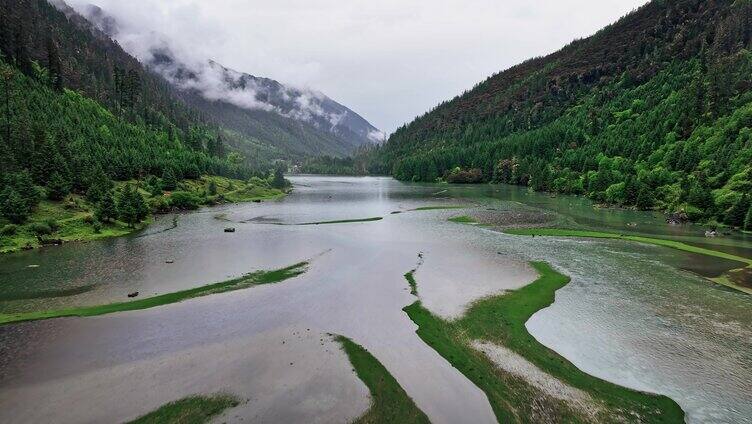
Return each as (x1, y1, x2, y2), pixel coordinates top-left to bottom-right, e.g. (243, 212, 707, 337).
(78, 3, 383, 159)
(374, 0, 752, 226)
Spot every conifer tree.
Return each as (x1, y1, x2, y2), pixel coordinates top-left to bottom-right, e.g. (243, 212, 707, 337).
(727, 195, 751, 227)
(47, 172, 70, 201)
(0, 186, 30, 224)
(161, 168, 178, 191)
(95, 190, 117, 223)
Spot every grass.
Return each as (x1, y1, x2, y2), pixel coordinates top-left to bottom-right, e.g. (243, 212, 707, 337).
(403, 262, 685, 423)
(404, 270, 418, 296)
(448, 215, 479, 224)
(504, 228, 752, 294)
(335, 335, 430, 424)
(0, 175, 287, 254)
(298, 217, 383, 225)
(0, 261, 308, 325)
(411, 206, 467, 211)
(127, 393, 240, 424)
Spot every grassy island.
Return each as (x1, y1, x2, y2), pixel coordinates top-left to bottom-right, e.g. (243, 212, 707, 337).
(403, 262, 685, 423)
(0, 261, 308, 325)
(127, 394, 240, 424)
(335, 335, 430, 424)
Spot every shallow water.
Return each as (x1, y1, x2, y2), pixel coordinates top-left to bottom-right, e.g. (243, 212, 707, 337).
(0, 176, 750, 423)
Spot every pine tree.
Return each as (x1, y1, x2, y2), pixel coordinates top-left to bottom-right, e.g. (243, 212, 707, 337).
(85, 167, 113, 203)
(116, 185, 148, 227)
(745, 204, 752, 231)
(95, 190, 117, 223)
(727, 195, 751, 227)
(161, 168, 178, 191)
(271, 164, 287, 189)
(0, 186, 30, 224)
(11, 170, 38, 211)
(46, 38, 63, 91)
(47, 172, 70, 201)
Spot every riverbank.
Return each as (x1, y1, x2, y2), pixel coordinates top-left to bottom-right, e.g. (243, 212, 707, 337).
(505, 228, 752, 294)
(403, 261, 685, 422)
(0, 175, 287, 254)
(0, 261, 308, 325)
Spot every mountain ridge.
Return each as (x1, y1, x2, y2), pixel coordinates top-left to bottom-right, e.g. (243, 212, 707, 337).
(76, 2, 383, 158)
(372, 0, 752, 226)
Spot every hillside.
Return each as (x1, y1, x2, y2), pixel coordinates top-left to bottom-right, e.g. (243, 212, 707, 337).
(78, 3, 382, 159)
(374, 0, 752, 227)
(0, 0, 288, 249)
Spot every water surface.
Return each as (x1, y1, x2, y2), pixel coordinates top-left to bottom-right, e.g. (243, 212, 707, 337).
(0, 176, 750, 423)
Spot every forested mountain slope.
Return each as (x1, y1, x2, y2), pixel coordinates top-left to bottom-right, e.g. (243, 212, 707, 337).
(375, 0, 752, 227)
(0, 0, 281, 236)
(78, 3, 382, 159)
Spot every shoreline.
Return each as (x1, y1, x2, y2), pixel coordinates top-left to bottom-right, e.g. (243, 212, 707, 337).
(0, 175, 288, 255)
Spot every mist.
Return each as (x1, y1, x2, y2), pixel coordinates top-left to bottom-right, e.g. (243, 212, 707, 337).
(63, 0, 649, 134)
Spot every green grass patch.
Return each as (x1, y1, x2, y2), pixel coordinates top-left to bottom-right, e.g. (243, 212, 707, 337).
(404, 270, 418, 296)
(448, 215, 478, 224)
(411, 206, 467, 211)
(127, 393, 240, 424)
(505, 228, 752, 294)
(335, 335, 430, 424)
(403, 262, 684, 423)
(298, 217, 383, 225)
(0, 261, 308, 325)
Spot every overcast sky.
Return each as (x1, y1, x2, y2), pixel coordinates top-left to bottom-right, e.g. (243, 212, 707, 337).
(68, 0, 649, 133)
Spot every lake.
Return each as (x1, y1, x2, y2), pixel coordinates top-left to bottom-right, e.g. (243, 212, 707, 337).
(0, 175, 750, 423)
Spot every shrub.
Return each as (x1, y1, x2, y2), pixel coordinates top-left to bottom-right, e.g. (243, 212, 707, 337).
(31, 222, 52, 235)
(446, 167, 484, 184)
(168, 191, 201, 210)
(45, 219, 60, 232)
(92, 221, 102, 234)
(0, 224, 18, 236)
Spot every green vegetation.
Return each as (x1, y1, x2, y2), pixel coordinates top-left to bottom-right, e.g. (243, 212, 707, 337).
(0, 261, 308, 325)
(0, 1, 301, 252)
(447, 215, 478, 224)
(370, 1, 752, 226)
(0, 176, 285, 253)
(411, 206, 467, 211)
(505, 227, 752, 294)
(403, 262, 684, 423)
(127, 394, 240, 424)
(335, 335, 430, 424)
(404, 270, 418, 296)
(298, 217, 383, 225)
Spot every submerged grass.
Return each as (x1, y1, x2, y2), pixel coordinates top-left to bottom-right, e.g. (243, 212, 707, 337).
(0, 261, 308, 325)
(298, 217, 383, 225)
(127, 393, 240, 424)
(411, 206, 467, 211)
(505, 227, 752, 294)
(335, 335, 430, 424)
(447, 215, 478, 224)
(403, 262, 685, 423)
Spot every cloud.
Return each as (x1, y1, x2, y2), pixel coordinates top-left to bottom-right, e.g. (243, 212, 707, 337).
(63, 0, 649, 133)
(68, 2, 363, 135)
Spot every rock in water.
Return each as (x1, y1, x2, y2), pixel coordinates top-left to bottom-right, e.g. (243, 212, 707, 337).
(127, 291, 139, 298)
(224, 227, 236, 233)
